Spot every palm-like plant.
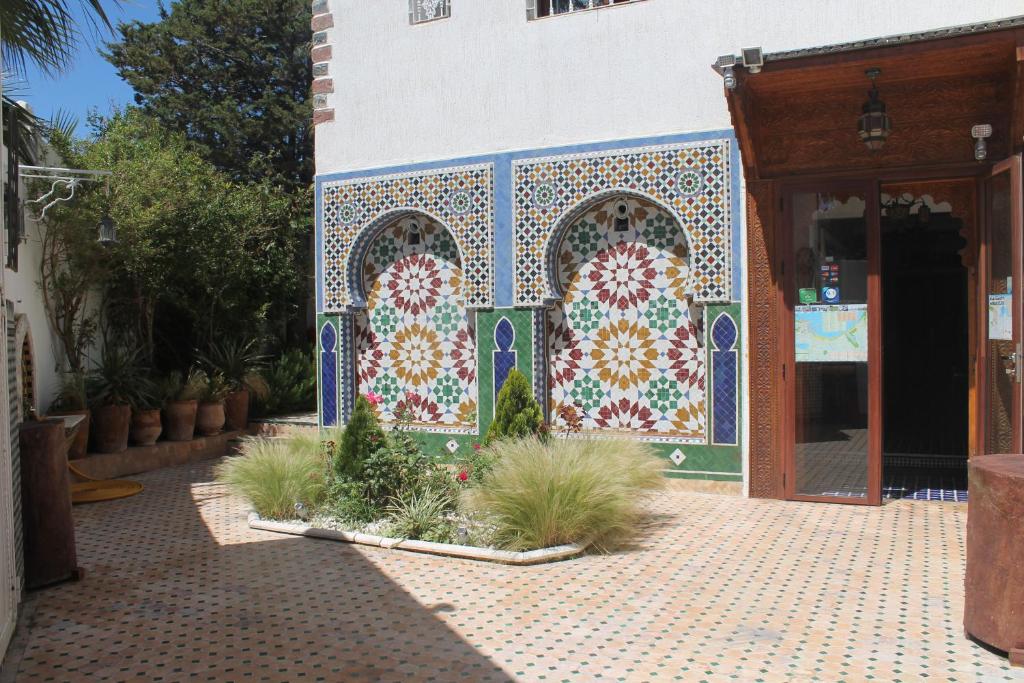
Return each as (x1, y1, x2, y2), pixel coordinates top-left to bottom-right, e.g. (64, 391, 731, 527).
(197, 338, 267, 394)
(1, 0, 118, 76)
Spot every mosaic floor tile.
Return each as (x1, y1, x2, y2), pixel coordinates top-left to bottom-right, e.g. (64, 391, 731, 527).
(2, 459, 1020, 682)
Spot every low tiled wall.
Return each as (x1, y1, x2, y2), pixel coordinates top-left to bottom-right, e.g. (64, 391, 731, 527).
(71, 431, 245, 481)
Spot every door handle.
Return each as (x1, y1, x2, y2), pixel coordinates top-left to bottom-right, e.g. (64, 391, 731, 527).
(1001, 346, 1022, 382)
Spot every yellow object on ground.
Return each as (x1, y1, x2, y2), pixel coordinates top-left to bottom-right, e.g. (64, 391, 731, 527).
(67, 461, 144, 505)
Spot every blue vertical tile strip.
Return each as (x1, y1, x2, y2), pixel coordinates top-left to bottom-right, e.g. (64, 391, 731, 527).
(320, 321, 338, 427)
(339, 314, 355, 423)
(493, 317, 517, 411)
(711, 313, 738, 446)
(532, 308, 548, 417)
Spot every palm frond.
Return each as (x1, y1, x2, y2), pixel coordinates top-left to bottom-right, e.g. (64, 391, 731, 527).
(0, 0, 118, 76)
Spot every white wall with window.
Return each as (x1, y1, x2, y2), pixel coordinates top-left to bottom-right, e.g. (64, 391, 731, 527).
(316, 0, 1022, 174)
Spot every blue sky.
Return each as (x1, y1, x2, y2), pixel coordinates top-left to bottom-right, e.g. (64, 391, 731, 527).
(12, 0, 163, 130)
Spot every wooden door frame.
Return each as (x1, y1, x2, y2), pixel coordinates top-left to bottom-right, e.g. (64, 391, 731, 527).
(778, 178, 881, 505)
(977, 155, 1024, 454)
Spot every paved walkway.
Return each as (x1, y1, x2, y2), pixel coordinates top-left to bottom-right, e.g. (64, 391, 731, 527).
(3, 459, 1021, 682)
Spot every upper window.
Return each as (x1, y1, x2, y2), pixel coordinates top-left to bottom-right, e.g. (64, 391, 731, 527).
(409, 0, 450, 24)
(528, 0, 637, 19)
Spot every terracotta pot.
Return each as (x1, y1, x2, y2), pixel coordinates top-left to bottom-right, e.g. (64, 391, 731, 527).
(224, 389, 250, 432)
(196, 401, 225, 436)
(49, 408, 90, 460)
(164, 400, 198, 441)
(130, 408, 163, 446)
(91, 404, 131, 454)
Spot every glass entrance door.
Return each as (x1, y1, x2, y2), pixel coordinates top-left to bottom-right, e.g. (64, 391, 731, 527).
(784, 183, 881, 504)
(982, 157, 1024, 454)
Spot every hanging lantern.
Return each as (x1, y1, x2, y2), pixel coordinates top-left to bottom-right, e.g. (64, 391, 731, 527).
(857, 68, 891, 151)
(98, 214, 117, 246)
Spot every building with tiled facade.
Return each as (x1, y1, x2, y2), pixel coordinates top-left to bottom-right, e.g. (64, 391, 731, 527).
(311, 0, 1023, 495)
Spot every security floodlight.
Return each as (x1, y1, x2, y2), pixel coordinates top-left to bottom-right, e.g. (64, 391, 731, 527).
(741, 47, 764, 74)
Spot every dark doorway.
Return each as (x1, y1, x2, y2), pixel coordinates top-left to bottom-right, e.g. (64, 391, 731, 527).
(881, 194, 969, 500)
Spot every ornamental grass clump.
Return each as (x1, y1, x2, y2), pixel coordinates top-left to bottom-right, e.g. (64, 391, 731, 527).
(466, 436, 664, 552)
(216, 438, 326, 520)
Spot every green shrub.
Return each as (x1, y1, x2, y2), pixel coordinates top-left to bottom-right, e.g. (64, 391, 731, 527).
(388, 486, 456, 543)
(333, 395, 386, 481)
(251, 348, 316, 416)
(215, 438, 326, 520)
(465, 436, 664, 552)
(485, 368, 544, 445)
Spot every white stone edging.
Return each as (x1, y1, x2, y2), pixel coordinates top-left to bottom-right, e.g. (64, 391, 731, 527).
(247, 512, 587, 565)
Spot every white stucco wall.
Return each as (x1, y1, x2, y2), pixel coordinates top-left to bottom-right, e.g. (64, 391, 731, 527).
(1, 142, 100, 414)
(316, 0, 1024, 174)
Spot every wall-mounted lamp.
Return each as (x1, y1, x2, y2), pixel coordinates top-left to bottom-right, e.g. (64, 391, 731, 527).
(971, 124, 992, 161)
(407, 221, 421, 245)
(741, 47, 764, 74)
(715, 55, 739, 91)
(857, 68, 891, 151)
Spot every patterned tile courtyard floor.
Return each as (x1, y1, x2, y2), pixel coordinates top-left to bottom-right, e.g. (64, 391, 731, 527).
(3, 458, 1023, 682)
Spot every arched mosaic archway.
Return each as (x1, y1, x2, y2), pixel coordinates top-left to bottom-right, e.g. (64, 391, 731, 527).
(547, 196, 706, 441)
(354, 216, 478, 432)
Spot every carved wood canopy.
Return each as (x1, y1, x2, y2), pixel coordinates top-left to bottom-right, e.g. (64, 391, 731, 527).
(727, 27, 1024, 180)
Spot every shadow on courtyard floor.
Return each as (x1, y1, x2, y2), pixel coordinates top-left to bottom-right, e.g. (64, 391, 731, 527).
(2, 459, 513, 682)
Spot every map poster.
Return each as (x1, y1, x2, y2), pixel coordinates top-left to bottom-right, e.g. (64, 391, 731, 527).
(988, 293, 1012, 341)
(795, 304, 868, 363)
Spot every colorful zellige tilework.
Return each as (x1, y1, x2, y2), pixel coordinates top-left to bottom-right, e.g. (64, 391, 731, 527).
(514, 140, 730, 305)
(355, 218, 477, 433)
(548, 198, 705, 442)
(321, 163, 493, 312)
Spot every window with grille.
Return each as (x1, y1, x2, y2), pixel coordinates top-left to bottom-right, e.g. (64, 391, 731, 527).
(527, 0, 638, 19)
(409, 0, 450, 24)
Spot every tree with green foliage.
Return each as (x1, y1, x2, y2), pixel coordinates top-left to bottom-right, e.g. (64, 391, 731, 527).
(79, 109, 304, 365)
(104, 0, 312, 191)
(333, 396, 386, 481)
(486, 369, 545, 445)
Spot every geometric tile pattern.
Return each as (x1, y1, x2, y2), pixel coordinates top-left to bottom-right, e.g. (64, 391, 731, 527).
(354, 217, 477, 433)
(492, 317, 517, 410)
(514, 139, 730, 305)
(11, 460, 1020, 682)
(319, 321, 338, 428)
(711, 312, 738, 445)
(547, 197, 706, 442)
(321, 163, 493, 312)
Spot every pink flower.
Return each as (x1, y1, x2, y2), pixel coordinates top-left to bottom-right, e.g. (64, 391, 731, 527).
(457, 470, 469, 482)
(472, 443, 481, 451)
(365, 391, 383, 406)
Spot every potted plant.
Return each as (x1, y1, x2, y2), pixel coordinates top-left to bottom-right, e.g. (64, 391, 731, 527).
(161, 369, 204, 441)
(199, 339, 266, 432)
(196, 371, 229, 436)
(130, 394, 163, 446)
(86, 346, 152, 454)
(48, 372, 91, 460)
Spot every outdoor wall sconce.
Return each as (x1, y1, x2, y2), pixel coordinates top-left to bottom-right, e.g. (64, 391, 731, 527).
(407, 221, 421, 245)
(857, 68, 891, 151)
(613, 200, 630, 232)
(97, 214, 117, 246)
(972, 124, 992, 161)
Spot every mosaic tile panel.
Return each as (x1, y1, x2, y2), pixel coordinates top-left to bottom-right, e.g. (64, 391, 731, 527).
(547, 197, 706, 443)
(711, 312, 738, 446)
(321, 163, 493, 312)
(319, 321, 338, 428)
(354, 217, 477, 433)
(514, 139, 730, 305)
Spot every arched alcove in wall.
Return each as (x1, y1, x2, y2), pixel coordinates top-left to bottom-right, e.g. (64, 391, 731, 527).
(13, 315, 34, 420)
(546, 195, 706, 440)
(353, 215, 477, 431)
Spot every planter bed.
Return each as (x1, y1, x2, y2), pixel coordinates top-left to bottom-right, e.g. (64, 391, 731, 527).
(247, 512, 588, 565)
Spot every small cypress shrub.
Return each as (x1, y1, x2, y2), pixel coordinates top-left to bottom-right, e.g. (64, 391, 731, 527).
(485, 369, 544, 445)
(333, 395, 386, 480)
